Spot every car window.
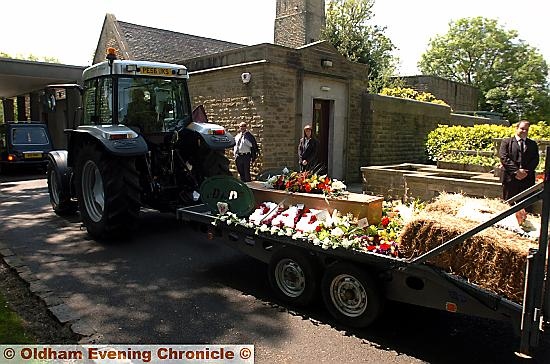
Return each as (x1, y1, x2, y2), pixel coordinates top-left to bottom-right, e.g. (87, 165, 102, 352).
(11, 127, 49, 145)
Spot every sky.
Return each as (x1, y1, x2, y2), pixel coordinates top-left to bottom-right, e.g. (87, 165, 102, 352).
(1, 0, 548, 76)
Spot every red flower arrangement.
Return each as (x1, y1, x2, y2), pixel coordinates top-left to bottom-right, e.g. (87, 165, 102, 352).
(266, 171, 346, 196)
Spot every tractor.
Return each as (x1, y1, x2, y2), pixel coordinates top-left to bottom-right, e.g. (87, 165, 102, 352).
(47, 48, 235, 239)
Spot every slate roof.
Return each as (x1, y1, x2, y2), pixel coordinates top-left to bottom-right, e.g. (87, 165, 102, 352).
(117, 21, 245, 63)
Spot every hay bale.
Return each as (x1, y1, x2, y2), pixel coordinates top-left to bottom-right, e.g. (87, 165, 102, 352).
(399, 209, 538, 303)
(424, 192, 511, 216)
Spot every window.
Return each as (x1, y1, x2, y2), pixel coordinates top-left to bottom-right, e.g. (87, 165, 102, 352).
(11, 127, 49, 145)
(118, 77, 191, 132)
(82, 77, 113, 125)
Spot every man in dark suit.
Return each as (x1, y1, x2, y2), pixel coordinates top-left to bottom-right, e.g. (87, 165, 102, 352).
(499, 120, 539, 201)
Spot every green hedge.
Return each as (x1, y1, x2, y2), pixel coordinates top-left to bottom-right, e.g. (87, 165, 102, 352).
(427, 123, 550, 171)
(426, 123, 550, 162)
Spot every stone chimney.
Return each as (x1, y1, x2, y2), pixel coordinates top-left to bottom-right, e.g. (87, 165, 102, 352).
(274, 0, 326, 48)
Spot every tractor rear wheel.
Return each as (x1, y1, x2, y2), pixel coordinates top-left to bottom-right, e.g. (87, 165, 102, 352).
(202, 150, 231, 177)
(75, 144, 141, 239)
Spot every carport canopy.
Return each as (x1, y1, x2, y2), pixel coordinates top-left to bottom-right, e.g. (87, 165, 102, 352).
(0, 57, 86, 98)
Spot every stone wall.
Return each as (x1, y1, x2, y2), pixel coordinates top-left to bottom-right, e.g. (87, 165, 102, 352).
(362, 94, 451, 166)
(401, 75, 479, 112)
(188, 62, 300, 178)
(449, 112, 508, 126)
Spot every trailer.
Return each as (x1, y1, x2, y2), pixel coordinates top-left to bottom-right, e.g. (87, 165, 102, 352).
(177, 157, 550, 358)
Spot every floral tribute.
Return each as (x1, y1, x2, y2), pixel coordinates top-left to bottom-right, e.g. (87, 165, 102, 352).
(214, 200, 421, 258)
(265, 169, 347, 197)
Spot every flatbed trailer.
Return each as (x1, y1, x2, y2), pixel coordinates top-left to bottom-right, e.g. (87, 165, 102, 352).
(177, 157, 550, 358)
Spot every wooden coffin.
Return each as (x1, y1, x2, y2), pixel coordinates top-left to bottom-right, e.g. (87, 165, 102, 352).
(246, 181, 383, 225)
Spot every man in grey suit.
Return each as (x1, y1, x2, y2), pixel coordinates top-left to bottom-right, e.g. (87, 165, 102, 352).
(499, 120, 539, 201)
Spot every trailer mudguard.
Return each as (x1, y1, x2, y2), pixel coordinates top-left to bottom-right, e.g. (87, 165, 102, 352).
(73, 125, 149, 157)
(47, 150, 72, 196)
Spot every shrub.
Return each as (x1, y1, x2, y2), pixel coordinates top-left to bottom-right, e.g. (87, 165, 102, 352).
(379, 87, 449, 107)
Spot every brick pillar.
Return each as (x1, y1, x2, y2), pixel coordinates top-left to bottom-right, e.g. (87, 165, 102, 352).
(2, 98, 15, 121)
(17, 96, 27, 121)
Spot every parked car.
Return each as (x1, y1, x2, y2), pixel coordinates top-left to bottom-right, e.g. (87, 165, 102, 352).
(0, 121, 53, 173)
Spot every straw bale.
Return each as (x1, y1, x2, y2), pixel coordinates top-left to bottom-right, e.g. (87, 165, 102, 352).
(424, 192, 510, 216)
(399, 209, 538, 303)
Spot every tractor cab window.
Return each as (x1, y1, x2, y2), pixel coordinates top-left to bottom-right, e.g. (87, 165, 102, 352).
(118, 77, 191, 133)
(82, 77, 113, 125)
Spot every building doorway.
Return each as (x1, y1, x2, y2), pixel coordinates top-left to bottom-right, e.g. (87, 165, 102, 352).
(312, 99, 330, 171)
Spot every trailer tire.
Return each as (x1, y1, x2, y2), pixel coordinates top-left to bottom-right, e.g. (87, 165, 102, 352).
(47, 163, 77, 215)
(268, 248, 319, 306)
(321, 262, 382, 328)
(75, 144, 141, 239)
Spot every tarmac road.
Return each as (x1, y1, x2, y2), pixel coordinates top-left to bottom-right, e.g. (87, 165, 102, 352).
(0, 172, 548, 363)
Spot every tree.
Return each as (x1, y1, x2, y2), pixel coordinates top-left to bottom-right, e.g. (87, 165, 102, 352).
(0, 51, 59, 63)
(419, 17, 550, 122)
(322, 0, 400, 92)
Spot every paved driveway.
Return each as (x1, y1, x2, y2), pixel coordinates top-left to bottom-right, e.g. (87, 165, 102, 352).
(0, 174, 547, 363)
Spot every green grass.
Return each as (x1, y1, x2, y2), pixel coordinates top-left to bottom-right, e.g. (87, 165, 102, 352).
(0, 292, 35, 343)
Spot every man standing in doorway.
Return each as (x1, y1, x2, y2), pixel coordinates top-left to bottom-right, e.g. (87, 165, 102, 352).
(499, 120, 539, 201)
(234, 122, 258, 182)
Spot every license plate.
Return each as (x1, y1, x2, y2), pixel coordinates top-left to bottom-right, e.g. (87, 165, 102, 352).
(139, 67, 172, 76)
(24, 152, 42, 159)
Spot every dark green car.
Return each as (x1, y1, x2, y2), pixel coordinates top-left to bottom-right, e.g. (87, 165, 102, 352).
(0, 122, 53, 172)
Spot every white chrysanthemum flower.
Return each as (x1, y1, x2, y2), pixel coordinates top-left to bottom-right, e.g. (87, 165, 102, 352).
(313, 238, 321, 246)
(332, 179, 347, 190)
(341, 238, 353, 249)
(259, 224, 269, 232)
(331, 227, 345, 237)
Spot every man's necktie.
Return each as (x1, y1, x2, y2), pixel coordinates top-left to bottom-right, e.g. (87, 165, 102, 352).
(519, 139, 525, 168)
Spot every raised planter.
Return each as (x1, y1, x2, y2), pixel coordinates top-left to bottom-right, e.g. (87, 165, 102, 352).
(246, 181, 383, 225)
(437, 161, 494, 173)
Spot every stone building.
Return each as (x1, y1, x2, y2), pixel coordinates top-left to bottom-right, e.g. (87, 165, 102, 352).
(93, 0, 368, 181)
(274, 0, 325, 48)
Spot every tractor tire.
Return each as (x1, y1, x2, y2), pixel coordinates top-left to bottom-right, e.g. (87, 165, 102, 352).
(75, 144, 141, 240)
(47, 162, 77, 215)
(202, 149, 231, 177)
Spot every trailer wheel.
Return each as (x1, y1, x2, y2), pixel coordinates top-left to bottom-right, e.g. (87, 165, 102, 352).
(75, 144, 141, 239)
(268, 248, 319, 306)
(321, 262, 382, 328)
(47, 162, 77, 215)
